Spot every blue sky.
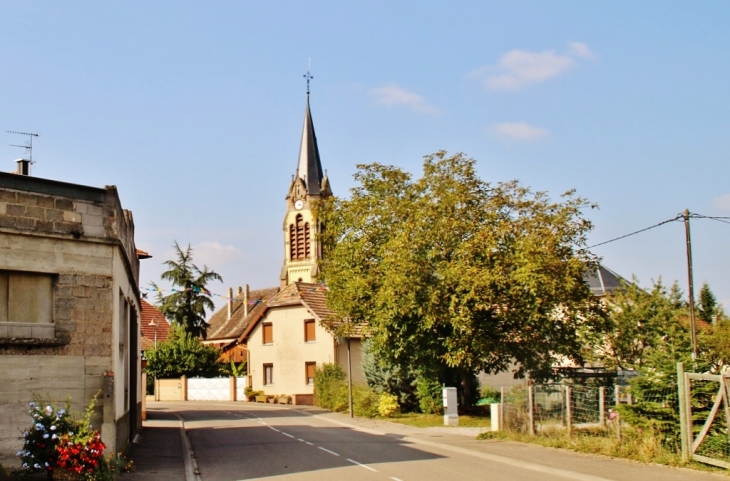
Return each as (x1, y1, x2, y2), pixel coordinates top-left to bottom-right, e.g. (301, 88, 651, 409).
(2, 2, 730, 313)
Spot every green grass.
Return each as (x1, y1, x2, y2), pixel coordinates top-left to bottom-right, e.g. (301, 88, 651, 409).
(381, 413, 491, 428)
(477, 427, 730, 474)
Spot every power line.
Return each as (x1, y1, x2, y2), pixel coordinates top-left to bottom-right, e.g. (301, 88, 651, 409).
(586, 214, 683, 249)
(691, 214, 730, 226)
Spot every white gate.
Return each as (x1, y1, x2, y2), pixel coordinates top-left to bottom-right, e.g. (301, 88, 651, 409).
(188, 377, 230, 401)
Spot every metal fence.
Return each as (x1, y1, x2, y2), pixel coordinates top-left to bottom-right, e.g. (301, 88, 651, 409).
(494, 363, 729, 469)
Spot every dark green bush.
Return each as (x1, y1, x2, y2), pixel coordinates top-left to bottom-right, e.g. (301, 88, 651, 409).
(314, 363, 348, 411)
(416, 376, 443, 414)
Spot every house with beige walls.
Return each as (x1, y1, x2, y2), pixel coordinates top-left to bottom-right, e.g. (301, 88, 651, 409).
(239, 282, 363, 403)
(0, 159, 144, 468)
(206, 90, 364, 403)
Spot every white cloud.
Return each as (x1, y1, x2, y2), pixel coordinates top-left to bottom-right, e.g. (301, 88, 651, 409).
(470, 42, 592, 91)
(493, 122, 550, 141)
(192, 241, 245, 269)
(369, 84, 439, 114)
(568, 42, 594, 59)
(713, 194, 730, 211)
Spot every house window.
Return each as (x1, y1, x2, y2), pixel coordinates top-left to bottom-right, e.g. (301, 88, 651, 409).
(305, 362, 316, 385)
(262, 322, 273, 345)
(304, 319, 316, 342)
(264, 364, 274, 385)
(0, 270, 53, 325)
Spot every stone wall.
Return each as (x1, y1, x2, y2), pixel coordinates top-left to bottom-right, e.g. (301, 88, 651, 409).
(0, 173, 142, 467)
(0, 355, 108, 468)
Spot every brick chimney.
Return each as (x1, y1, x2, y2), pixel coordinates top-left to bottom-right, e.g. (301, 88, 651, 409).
(15, 159, 31, 176)
(227, 287, 233, 319)
(243, 284, 250, 317)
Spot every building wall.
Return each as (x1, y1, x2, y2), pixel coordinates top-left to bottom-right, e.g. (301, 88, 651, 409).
(0, 178, 140, 467)
(248, 305, 336, 395)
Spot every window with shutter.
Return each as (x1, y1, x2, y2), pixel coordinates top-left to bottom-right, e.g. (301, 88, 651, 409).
(305, 362, 316, 385)
(262, 323, 273, 344)
(304, 319, 316, 342)
(0, 270, 55, 341)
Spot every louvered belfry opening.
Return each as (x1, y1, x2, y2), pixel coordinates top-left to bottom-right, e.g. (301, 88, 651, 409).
(289, 214, 311, 260)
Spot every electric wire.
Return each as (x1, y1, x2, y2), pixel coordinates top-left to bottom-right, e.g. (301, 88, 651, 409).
(586, 212, 730, 251)
(586, 214, 683, 250)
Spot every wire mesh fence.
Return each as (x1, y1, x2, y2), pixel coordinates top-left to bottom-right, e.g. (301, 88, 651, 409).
(491, 365, 730, 469)
(498, 382, 679, 450)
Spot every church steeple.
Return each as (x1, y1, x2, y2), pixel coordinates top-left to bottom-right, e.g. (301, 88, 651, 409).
(281, 81, 332, 287)
(295, 95, 325, 196)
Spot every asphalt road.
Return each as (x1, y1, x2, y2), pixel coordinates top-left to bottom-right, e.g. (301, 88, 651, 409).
(152, 402, 722, 481)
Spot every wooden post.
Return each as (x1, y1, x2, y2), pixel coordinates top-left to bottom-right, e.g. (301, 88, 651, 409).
(615, 384, 621, 441)
(154, 377, 160, 402)
(501, 386, 506, 429)
(347, 337, 353, 418)
(599, 386, 605, 427)
(230, 376, 236, 401)
(528, 381, 535, 435)
(141, 372, 147, 420)
(565, 385, 572, 437)
(677, 362, 690, 462)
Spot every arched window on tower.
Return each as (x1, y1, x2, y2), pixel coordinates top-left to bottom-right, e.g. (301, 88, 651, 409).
(289, 214, 311, 261)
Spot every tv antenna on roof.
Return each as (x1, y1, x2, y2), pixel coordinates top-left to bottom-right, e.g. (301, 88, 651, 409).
(7, 130, 39, 162)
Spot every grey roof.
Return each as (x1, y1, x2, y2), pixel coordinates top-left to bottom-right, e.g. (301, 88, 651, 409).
(585, 264, 625, 297)
(296, 94, 325, 196)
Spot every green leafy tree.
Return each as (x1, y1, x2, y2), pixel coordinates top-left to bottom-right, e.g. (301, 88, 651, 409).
(597, 278, 687, 370)
(153, 242, 222, 339)
(697, 282, 718, 324)
(361, 340, 418, 411)
(319, 151, 608, 403)
(144, 326, 225, 378)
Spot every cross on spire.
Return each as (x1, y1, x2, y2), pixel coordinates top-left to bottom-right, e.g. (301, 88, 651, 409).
(303, 60, 313, 95)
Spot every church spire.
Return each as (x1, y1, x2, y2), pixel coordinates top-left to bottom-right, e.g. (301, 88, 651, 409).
(295, 73, 325, 196)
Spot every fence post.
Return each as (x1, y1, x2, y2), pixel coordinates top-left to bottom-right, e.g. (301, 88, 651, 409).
(615, 385, 621, 441)
(565, 385, 572, 437)
(528, 380, 535, 435)
(599, 386, 605, 427)
(677, 362, 690, 462)
(230, 376, 236, 401)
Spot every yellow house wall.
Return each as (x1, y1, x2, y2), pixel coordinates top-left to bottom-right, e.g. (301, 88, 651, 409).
(248, 305, 336, 395)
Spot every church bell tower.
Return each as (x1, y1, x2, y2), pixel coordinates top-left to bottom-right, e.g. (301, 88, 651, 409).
(281, 76, 331, 287)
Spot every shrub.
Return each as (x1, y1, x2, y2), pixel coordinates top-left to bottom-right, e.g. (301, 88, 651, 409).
(16, 393, 122, 480)
(416, 376, 443, 414)
(353, 385, 379, 417)
(144, 325, 227, 379)
(17, 397, 74, 475)
(314, 363, 348, 411)
(480, 385, 501, 404)
(377, 393, 400, 417)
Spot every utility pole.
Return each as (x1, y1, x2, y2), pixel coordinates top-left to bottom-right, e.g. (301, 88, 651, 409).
(683, 209, 698, 359)
(347, 337, 354, 418)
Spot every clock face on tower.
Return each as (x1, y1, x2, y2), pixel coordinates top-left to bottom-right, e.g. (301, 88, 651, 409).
(294, 200, 304, 210)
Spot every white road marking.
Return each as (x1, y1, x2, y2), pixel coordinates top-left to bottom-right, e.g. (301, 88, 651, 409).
(297, 438, 305, 442)
(269, 426, 280, 432)
(346, 458, 378, 472)
(318, 446, 340, 456)
(282, 432, 295, 438)
(306, 441, 314, 446)
(390, 478, 404, 481)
